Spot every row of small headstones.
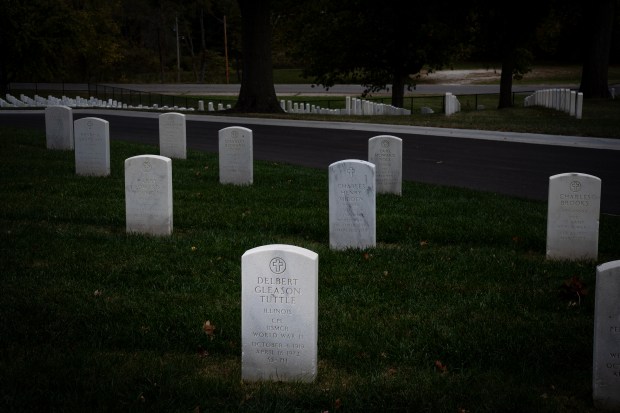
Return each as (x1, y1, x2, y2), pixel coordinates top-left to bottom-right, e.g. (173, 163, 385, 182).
(4, 92, 412, 116)
(1, 93, 200, 112)
(444, 92, 461, 116)
(42, 104, 619, 404)
(523, 89, 585, 119)
(281, 96, 411, 116)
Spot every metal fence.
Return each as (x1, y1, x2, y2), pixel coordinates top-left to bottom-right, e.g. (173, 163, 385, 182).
(7, 82, 532, 114)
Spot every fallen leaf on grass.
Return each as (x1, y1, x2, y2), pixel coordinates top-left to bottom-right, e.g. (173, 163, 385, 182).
(203, 320, 216, 337)
(197, 345, 209, 358)
(435, 360, 448, 374)
(559, 276, 588, 305)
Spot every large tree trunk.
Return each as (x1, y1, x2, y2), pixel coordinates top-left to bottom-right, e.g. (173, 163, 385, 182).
(391, 71, 405, 108)
(198, 9, 207, 83)
(498, 53, 515, 109)
(233, 0, 283, 113)
(579, 0, 615, 98)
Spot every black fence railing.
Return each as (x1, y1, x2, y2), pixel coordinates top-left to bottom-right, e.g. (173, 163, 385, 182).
(7, 82, 533, 114)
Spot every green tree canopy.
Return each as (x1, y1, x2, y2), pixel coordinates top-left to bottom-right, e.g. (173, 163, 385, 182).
(0, 0, 123, 90)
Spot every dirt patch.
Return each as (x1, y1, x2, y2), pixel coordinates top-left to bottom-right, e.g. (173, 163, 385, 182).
(416, 69, 501, 84)
(415, 66, 582, 85)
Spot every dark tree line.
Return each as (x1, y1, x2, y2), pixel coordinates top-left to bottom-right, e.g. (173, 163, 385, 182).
(1, 0, 618, 110)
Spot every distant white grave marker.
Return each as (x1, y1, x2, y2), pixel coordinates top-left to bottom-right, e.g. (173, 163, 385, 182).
(368, 135, 402, 195)
(45, 105, 73, 150)
(329, 160, 376, 250)
(219, 126, 253, 185)
(124, 155, 173, 236)
(159, 112, 186, 159)
(74, 117, 110, 176)
(592, 260, 620, 410)
(546, 173, 601, 260)
(241, 244, 318, 382)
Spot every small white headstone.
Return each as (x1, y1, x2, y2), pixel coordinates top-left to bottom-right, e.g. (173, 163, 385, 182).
(368, 135, 402, 195)
(421, 107, 434, 114)
(592, 260, 620, 410)
(546, 173, 601, 260)
(218, 126, 253, 185)
(74, 117, 110, 176)
(329, 160, 376, 250)
(124, 155, 173, 236)
(45, 105, 74, 150)
(241, 244, 318, 382)
(159, 112, 186, 159)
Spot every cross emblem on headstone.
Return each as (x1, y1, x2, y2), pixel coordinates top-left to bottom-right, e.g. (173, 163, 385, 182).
(570, 180, 582, 192)
(346, 167, 355, 176)
(269, 257, 286, 274)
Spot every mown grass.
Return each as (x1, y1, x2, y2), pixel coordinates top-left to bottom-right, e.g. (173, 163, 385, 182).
(1, 127, 619, 412)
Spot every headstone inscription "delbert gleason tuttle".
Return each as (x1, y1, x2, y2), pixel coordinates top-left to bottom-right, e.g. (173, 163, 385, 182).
(241, 244, 318, 382)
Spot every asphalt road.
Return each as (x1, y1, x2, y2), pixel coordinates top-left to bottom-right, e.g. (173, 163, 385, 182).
(1, 110, 619, 214)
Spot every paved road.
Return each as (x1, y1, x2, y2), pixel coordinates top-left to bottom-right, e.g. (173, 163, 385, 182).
(1, 109, 619, 214)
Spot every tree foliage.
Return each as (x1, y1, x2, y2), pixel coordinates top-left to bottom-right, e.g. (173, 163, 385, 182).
(281, 0, 470, 107)
(0, 0, 618, 106)
(0, 0, 122, 91)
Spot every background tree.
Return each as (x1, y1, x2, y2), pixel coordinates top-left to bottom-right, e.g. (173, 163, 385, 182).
(578, 0, 618, 98)
(282, 0, 469, 108)
(233, 0, 282, 113)
(0, 0, 123, 91)
(467, 0, 552, 108)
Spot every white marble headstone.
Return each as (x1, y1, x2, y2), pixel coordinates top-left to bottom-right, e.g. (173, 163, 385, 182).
(546, 173, 601, 260)
(45, 105, 73, 150)
(329, 160, 376, 250)
(218, 126, 253, 185)
(74, 117, 110, 176)
(241, 244, 318, 382)
(368, 135, 402, 195)
(159, 112, 186, 159)
(593, 260, 620, 410)
(124, 155, 173, 236)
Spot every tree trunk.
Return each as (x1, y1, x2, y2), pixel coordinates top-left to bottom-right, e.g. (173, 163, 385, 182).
(579, 0, 615, 98)
(157, 27, 165, 83)
(233, 0, 283, 113)
(391, 71, 405, 108)
(198, 9, 207, 83)
(498, 53, 515, 109)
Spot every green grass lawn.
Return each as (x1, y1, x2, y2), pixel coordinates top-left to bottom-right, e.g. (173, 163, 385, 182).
(1, 127, 619, 412)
